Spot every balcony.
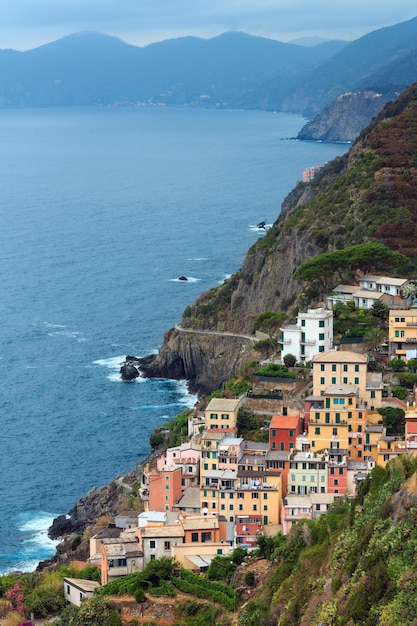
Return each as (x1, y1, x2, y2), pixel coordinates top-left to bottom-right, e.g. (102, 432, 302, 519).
(300, 339, 316, 346)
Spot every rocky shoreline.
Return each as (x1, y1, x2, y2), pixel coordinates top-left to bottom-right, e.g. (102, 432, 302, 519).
(40, 453, 154, 571)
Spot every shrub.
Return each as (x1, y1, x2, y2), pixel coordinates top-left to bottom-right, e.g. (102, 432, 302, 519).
(283, 354, 297, 367)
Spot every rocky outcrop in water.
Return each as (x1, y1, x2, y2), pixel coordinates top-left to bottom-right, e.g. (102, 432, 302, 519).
(120, 356, 141, 381)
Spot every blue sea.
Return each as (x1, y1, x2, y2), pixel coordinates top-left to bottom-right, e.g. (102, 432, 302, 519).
(0, 106, 348, 574)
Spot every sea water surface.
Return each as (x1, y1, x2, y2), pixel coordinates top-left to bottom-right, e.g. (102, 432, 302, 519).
(0, 106, 348, 573)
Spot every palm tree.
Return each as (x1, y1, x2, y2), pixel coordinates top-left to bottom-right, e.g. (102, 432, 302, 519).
(363, 326, 387, 352)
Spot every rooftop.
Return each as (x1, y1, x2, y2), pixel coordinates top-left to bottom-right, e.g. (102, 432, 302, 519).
(270, 414, 301, 429)
(206, 398, 241, 412)
(313, 350, 368, 364)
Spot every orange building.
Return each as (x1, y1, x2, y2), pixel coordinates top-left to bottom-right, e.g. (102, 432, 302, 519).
(149, 465, 183, 512)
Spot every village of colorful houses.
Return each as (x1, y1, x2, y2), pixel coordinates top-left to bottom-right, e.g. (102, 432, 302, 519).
(63, 272, 417, 604)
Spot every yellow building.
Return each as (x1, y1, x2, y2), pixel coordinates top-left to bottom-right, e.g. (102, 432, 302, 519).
(312, 350, 382, 408)
(389, 309, 417, 360)
(204, 397, 242, 431)
(308, 384, 368, 461)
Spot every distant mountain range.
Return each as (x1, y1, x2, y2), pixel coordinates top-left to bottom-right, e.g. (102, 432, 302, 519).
(1, 16, 417, 135)
(0, 31, 346, 108)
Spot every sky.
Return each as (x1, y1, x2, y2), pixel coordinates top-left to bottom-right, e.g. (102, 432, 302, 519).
(1, 1, 416, 51)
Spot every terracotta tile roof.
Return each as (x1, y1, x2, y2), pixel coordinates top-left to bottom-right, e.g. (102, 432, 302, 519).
(269, 415, 301, 429)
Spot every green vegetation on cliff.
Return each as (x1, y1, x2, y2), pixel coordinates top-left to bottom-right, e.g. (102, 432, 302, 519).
(239, 455, 417, 626)
(182, 83, 417, 333)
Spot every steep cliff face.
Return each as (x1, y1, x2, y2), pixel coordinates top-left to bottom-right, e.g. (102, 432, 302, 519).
(140, 83, 417, 394)
(297, 90, 397, 142)
(139, 327, 260, 396)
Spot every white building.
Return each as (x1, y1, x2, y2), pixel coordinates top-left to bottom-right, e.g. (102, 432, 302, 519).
(63, 578, 100, 607)
(280, 308, 333, 363)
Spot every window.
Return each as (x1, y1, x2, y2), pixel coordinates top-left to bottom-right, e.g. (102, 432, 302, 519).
(221, 504, 225, 510)
(354, 377, 359, 385)
(164, 541, 170, 551)
(239, 504, 243, 511)
(319, 333, 325, 340)
(301, 319, 306, 327)
(271, 429, 276, 437)
(229, 504, 234, 510)
(332, 377, 336, 384)
(319, 320, 325, 327)
(339, 468, 344, 475)
(289, 430, 294, 437)
(202, 531, 212, 543)
(150, 554, 156, 561)
(343, 377, 348, 384)
(320, 364, 325, 372)
(343, 364, 348, 372)
(165, 484, 169, 490)
(263, 492, 268, 499)
(217, 548, 223, 555)
(315, 427, 320, 435)
(319, 346, 325, 352)
(252, 504, 258, 511)
(191, 532, 198, 542)
(320, 377, 325, 385)
(334, 479, 339, 486)
(252, 492, 259, 499)
(370, 390, 375, 398)
(263, 505, 268, 511)
(203, 463, 208, 470)
(150, 540, 156, 549)
(354, 364, 359, 372)
(332, 364, 337, 372)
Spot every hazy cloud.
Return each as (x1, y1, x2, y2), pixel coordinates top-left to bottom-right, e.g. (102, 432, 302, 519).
(0, 0, 416, 50)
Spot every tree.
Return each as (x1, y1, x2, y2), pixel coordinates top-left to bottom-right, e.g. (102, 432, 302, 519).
(377, 406, 405, 434)
(253, 311, 287, 351)
(283, 353, 297, 367)
(387, 358, 406, 371)
(397, 372, 417, 389)
(363, 326, 387, 351)
(390, 385, 409, 401)
(371, 300, 389, 321)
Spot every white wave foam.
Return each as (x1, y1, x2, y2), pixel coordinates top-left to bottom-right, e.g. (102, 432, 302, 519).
(0, 511, 61, 575)
(175, 379, 197, 407)
(218, 273, 232, 284)
(19, 511, 57, 533)
(38, 321, 67, 329)
(249, 223, 273, 233)
(186, 257, 208, 261)
(93, 355, 126, 369)
(47, 330, 86, 342)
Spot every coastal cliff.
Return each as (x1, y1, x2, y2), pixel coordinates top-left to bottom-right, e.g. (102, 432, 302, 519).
(140, 82, 417, 393)
(297, 90, 397, 142)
